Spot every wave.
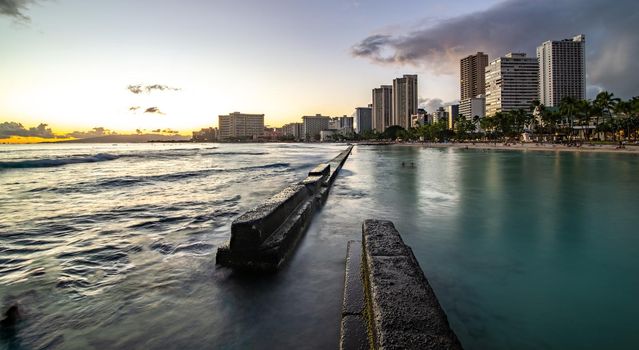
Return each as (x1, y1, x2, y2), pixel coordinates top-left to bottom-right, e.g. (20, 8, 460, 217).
(200, 151, 268, 156)
(27, 162, 292, 194)
(1, 148, 274, 170)
(0, 153, 119, 169)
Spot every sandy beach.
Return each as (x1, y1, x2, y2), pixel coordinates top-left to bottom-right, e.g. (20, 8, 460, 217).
(389, 142, 639, 154)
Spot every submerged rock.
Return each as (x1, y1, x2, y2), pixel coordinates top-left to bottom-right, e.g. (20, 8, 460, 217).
(0, 304, 20, 328)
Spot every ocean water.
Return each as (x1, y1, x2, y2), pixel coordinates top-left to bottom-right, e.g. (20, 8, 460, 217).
(1, 143, 638, 349)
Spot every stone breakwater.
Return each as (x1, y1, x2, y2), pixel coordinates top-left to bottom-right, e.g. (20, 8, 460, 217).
(216, 146, 353, 271)
(340, 220, 462, 350)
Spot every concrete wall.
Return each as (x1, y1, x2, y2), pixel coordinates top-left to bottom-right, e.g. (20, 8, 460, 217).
(216, 145, 353, 271)
(340, 220, 462, 349)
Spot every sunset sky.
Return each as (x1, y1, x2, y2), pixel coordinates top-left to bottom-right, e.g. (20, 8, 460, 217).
(1, 0, 637, 136)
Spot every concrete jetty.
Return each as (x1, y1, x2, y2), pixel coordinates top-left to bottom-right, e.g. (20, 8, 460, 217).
(216, 145, 353, 271)
(340, 220, 462, 350)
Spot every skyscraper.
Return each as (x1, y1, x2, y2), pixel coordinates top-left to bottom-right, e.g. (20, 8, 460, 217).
(354, 106, 372, 134)
(485, 53, 539, 116)
(372, 85, 392, 132)
(460, 52, 488, 100)
(392, 74, 418, 129)
(537, 34, 586, 107)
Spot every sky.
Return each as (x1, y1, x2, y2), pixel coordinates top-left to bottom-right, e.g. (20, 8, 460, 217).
(1, 0, 638, 136)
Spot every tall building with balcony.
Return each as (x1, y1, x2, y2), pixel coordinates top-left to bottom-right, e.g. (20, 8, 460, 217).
(485, 53, 539, 116)
(302, 114, 330, 141)
(354, 106, 372, 134)
(460, 52, 489, 100)
(218, 112, 264, 140)
(372, 85, 392, 132)
(392, 75, 418, 129)
(537, 34, 586, 107)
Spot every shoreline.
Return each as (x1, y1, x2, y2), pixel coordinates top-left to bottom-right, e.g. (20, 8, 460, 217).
(387, 142, 639, 154)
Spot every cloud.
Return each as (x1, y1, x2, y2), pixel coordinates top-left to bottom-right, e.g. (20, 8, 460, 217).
(129, 106, 141, 111)
(127, 85, 144, 94)
(144, 107, 165, 115)
(419, 98, 443, 113)
(351, 0, 639, 98)
(418, 98, 458, 113)
(65, 127, 116, 138)
(0, 0, 38, 21)
(0, 122, 54, 138)
(127, 84, 181, 94)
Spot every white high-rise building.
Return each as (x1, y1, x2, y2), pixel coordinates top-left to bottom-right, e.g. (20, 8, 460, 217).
(372, 85, 392, 132)
(392, 75, 418, 129)
(485, 53, 539, 116)
(537, 34, 586, 107)
(459, 96, 486, 120)
(218, 112, 265, 140)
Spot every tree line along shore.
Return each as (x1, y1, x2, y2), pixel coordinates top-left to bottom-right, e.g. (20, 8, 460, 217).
(329, 92, 639, 145)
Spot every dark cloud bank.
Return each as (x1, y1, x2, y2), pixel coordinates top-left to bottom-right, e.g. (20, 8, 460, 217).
(0, 122, 54, 138)
(0, 0, 38, 21)
(352, 0, 639, 98)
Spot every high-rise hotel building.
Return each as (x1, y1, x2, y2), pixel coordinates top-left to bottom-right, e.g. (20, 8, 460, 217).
(485, 53, 539, 116)
(460, 52, 488, 100)
(302, 114, 331, 141)
(218, 112, 265, 140)
(537, 34, 586, 107)
(392, 75, 418, 129)
(353, 106, 372, 134)
(372, 85, 392, 132)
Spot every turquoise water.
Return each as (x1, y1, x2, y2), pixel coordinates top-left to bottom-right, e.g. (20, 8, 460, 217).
(334, 146, 639, 349)
(1, 143, 638, 349)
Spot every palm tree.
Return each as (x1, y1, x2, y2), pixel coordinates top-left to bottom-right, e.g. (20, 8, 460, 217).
(575, 99, 592, 140)
(593, 91, 620, 140)
(559, 97, 579, 140)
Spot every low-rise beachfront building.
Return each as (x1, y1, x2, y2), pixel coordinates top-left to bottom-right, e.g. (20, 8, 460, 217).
(411, 109, 428, 128)
(320, 130, 336, 142)
(192, 127, 218, 142)
(282, 122, 303, 140)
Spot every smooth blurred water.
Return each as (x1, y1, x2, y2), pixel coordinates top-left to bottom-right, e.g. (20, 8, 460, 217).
(334, 145, 639, 350)
(1, 144, 638, 349)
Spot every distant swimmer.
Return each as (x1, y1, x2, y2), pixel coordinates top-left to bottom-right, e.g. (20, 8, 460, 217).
(401, 162, 405, 167)
(410, 162, 415, 168)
